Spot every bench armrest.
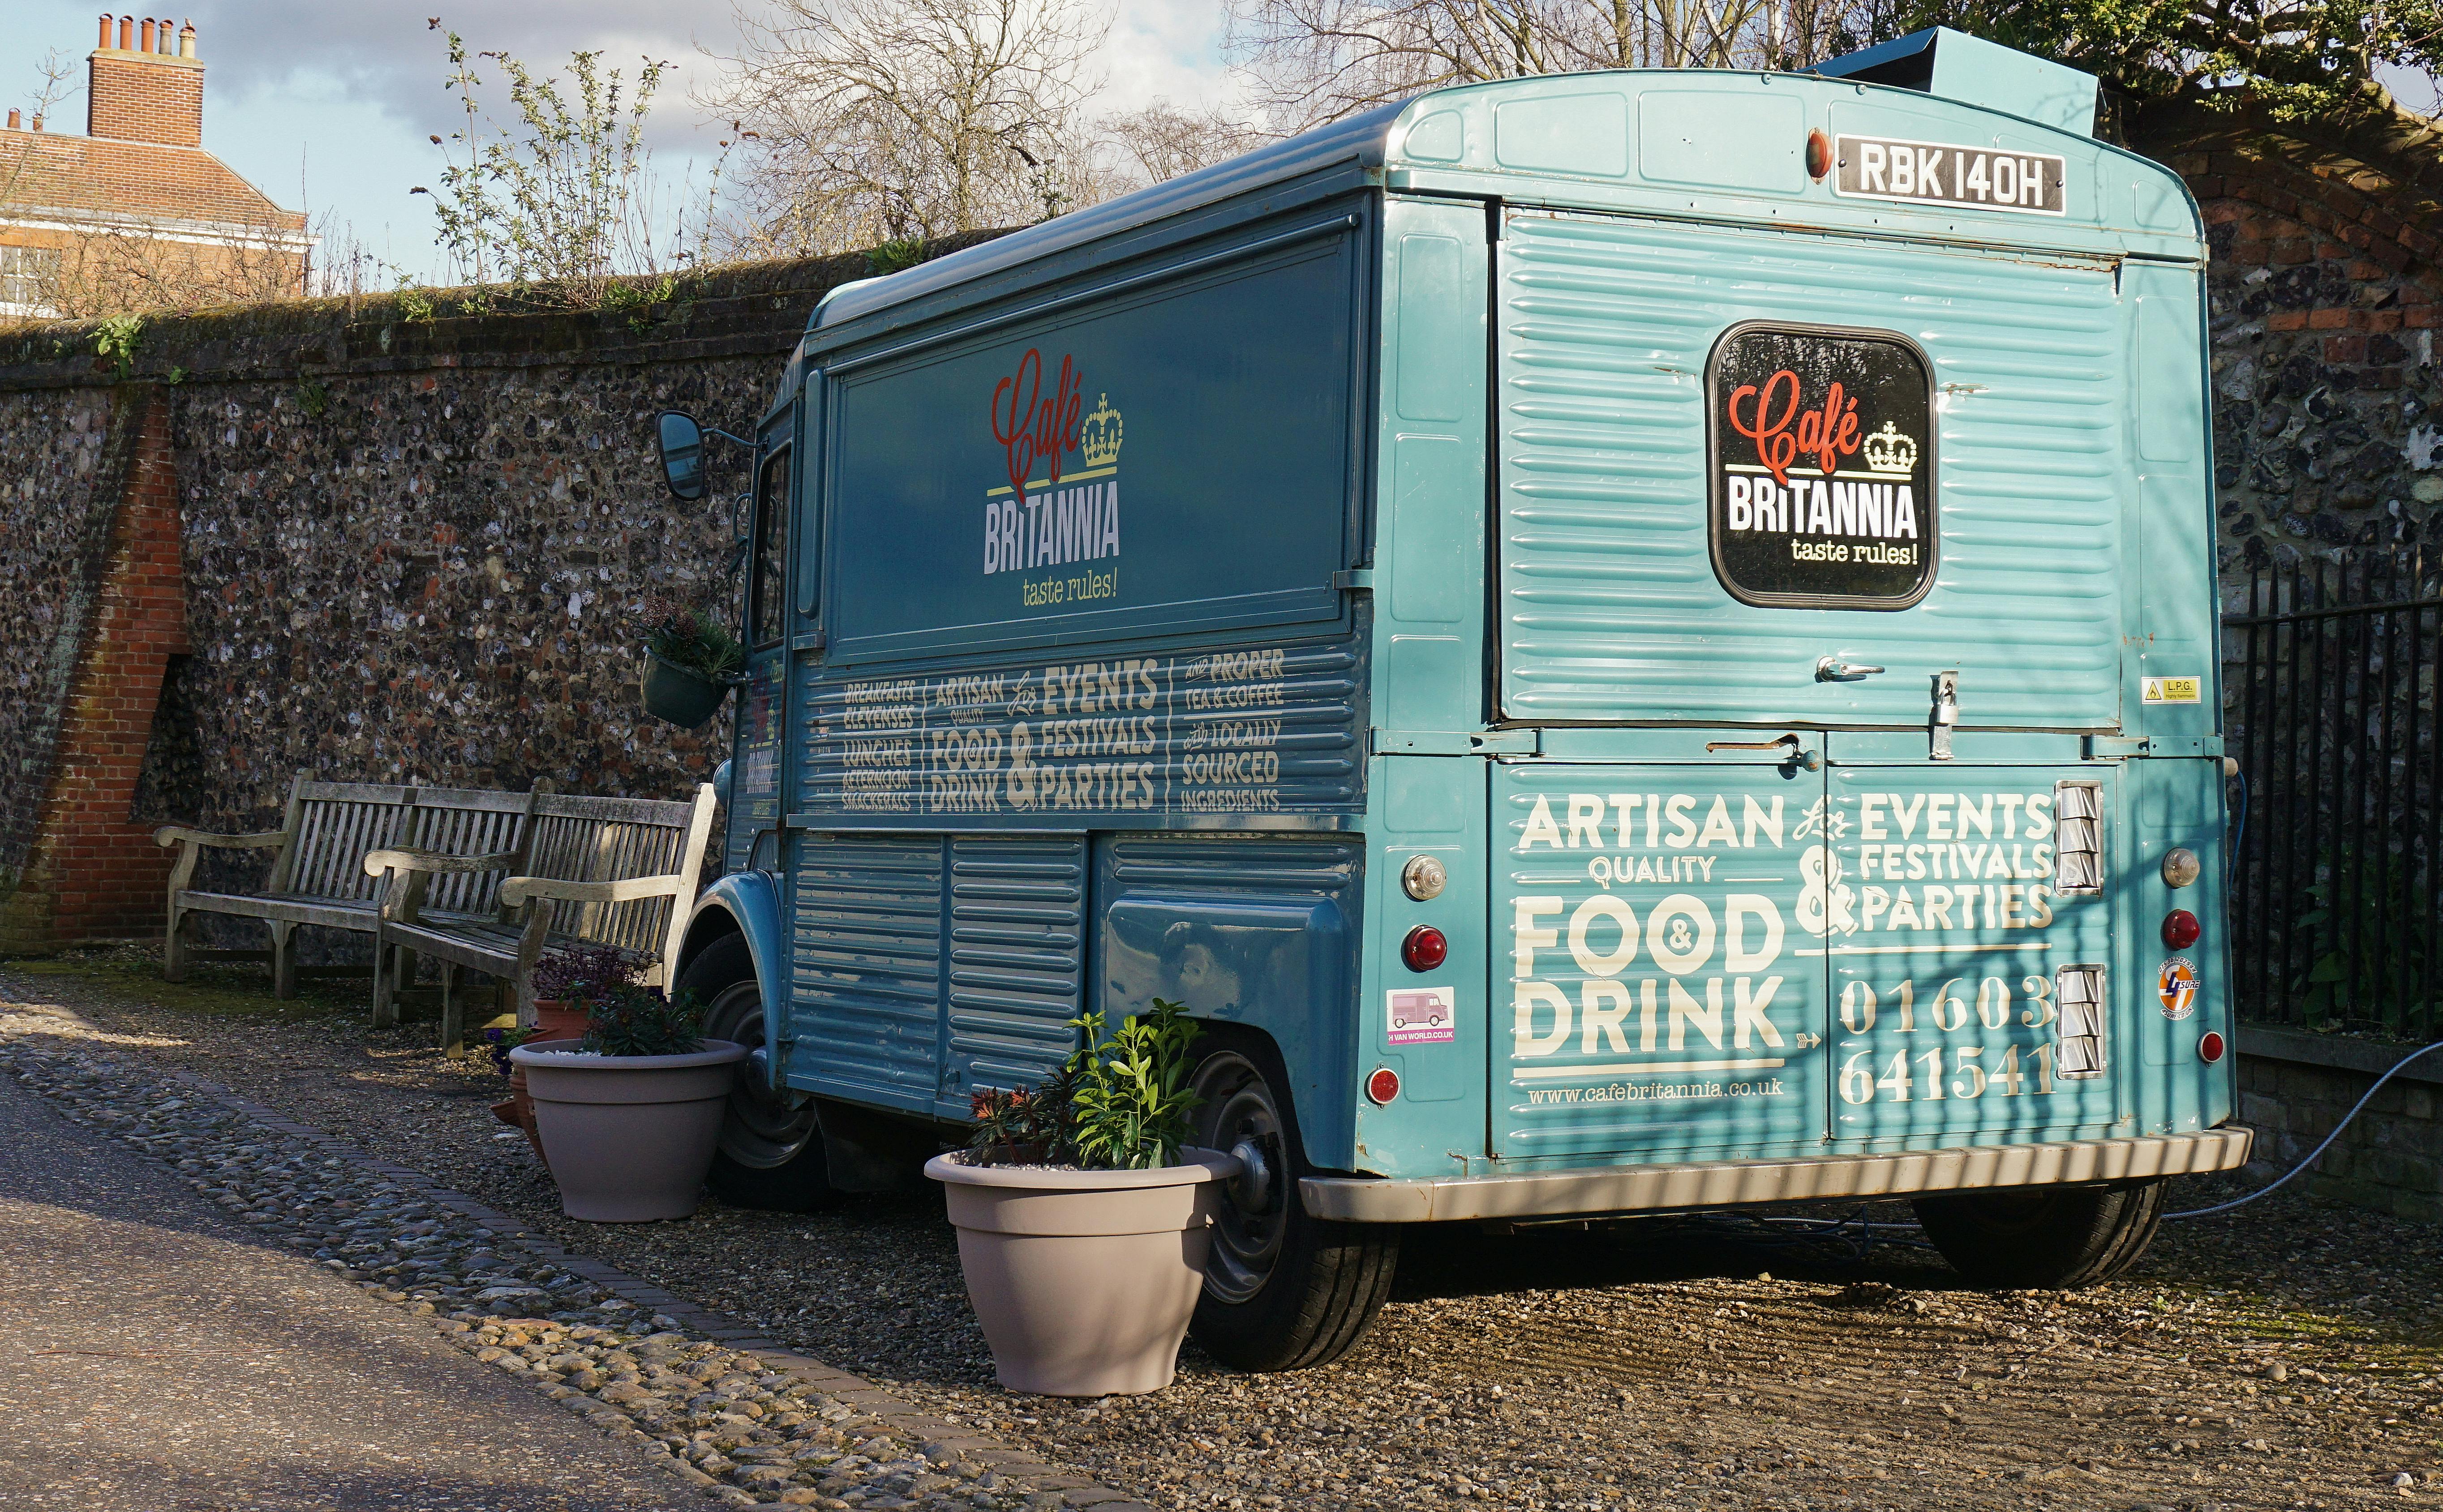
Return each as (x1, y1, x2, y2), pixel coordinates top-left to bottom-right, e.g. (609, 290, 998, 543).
(500, 872, 688, 907)
(154, 826, 286, 850)
(363, 847, 521, 878)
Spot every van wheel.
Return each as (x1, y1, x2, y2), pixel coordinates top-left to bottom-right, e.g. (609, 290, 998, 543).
(1912, 1178, 2166, 1289)
(1187, 1043, 1397, 1371)
(676, 934, 838, 1213)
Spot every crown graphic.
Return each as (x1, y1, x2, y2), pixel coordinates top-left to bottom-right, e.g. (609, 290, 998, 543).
(1078, 393, 1124, 468)
(1861, 421, 1918, 475)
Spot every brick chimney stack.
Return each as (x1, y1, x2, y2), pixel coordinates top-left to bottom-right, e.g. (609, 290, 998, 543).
(89, 14, 205, 149)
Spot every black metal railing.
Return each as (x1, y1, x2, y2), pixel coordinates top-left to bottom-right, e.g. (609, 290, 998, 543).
(2226, 548, 2443, 1037)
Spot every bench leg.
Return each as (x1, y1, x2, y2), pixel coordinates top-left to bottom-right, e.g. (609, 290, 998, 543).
(163, 906, 191, 984)
(269, 922, 299, 1000)
(371, 944, 409, 1030)
(439, 963, 465, 1059)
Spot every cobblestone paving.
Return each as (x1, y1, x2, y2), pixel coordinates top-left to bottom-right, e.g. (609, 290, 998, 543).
(10, 957, 2443, 1511)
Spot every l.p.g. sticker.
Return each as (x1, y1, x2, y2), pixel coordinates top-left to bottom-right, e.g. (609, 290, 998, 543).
(1387, 987, 1456, 1045)
(2142, 676, 2202, 704)
(2158, 956, 2199, 1019)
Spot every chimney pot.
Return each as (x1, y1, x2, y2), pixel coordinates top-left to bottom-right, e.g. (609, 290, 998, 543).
(180, 19, 195, 59)
(5, 110, 18, 131)
(98, 13, 112, 49)
(30, 116, 43, 132)
(118, 15, 133, 50)
(141, 18, 155, 51)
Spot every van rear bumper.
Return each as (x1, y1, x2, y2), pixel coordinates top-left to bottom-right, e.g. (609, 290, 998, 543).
(1300, 1127, 2254, 1224)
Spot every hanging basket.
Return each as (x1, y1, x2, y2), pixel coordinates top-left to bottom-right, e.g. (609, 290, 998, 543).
(639, 650, 734, 728)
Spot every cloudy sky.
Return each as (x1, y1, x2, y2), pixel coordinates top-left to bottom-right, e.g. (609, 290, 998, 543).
(7, 0, 1244, 283)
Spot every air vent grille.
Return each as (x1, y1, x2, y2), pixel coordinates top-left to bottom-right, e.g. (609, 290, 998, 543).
(2054, 781, 2103, 894)
(2055, 964, 2107, 1079)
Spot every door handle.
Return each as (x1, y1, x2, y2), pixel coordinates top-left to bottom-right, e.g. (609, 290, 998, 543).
(1704, 732, 1823, 771)
(1816, 656, 1887, 682)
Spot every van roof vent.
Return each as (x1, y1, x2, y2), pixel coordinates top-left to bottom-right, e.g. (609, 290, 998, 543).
(1806, 26, 2098, 137)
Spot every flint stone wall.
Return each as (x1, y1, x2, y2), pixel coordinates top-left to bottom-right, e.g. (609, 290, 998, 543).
(0, 251, 935, 949)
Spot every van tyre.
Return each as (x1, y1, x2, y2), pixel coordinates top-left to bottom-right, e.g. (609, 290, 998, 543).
(1186, 1040, 1398, 1372)
(1912, 1177, 2167, 1290)
(676, 934, 839, 1213)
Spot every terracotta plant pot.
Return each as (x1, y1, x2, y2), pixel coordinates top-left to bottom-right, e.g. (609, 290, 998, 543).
(926, 1147, 1238, 1397)
(529, 999, 591, 1041)
(493, 1036, 584, 1170)
(511, 1040, 746, 1221)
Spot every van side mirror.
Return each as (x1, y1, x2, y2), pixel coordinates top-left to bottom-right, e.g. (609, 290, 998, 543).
(657, 411, 707, 501)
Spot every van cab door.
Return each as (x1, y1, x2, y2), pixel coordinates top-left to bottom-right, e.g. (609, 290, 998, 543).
(729, 413, 793, 875)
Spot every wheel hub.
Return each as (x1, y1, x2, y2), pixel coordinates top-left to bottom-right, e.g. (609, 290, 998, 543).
(1192, 1052, 1288, 1305)
(700, 980, 819, 1169)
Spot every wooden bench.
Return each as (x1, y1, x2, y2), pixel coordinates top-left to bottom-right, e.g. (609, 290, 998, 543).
(365, 785, 718, 1053)
(155, 779, 534, 999)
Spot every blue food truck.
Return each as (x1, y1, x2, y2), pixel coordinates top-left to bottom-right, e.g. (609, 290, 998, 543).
(653, 27, 2249, 1371)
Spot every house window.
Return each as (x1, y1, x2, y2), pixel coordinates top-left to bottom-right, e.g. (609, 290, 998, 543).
(0, 245, 60, 310)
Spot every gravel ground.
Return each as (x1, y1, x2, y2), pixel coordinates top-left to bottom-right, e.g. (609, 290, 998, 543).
(11, 950, 2443, 1512)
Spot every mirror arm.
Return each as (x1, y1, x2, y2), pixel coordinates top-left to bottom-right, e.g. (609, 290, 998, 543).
(700, 427, 756, 450)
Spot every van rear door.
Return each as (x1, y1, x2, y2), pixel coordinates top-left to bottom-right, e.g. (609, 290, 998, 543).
(1492, 752, 1832, 1162)
(1494, 209, 2127, 735)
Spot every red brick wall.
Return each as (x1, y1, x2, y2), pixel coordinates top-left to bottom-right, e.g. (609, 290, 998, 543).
(2135, 108, 2443, 561)
(0, 386, 189, 949)
(87, 52, 203, 150)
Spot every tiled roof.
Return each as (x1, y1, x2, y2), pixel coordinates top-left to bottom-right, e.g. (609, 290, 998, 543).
(0, 130, 305, 234)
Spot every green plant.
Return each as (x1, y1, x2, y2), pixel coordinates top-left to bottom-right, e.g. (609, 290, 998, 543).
(294, 377, 330, 418)
(969, 999, 1204, 1171)
(579, 984, 706, 1057)
(602, 272, 678, 330)
(414, 21, 677, 305)
(93, 313, 141, 380)
(866, 238, 928, 276)
(398, 287, 438, 324)
(2291, 856, 2434, 1028)
(644, 604, 745, 681)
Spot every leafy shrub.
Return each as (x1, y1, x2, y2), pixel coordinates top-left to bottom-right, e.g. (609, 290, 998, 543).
(967, 999, 1203, 1170)
(532, 941, 643, 1004)
(580, 985, 706, 1057)
(644, 604, 743, 681)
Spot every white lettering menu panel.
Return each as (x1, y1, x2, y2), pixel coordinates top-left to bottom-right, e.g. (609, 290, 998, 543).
(800, 642, 1363, 822)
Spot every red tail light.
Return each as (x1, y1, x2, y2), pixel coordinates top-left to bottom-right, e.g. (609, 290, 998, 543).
(2199, 1031, 2226, 1064)
(1367, 1067, 1401, 1104)
(1401, 925, 1448, 972)
(2162, 909, 2201, 949)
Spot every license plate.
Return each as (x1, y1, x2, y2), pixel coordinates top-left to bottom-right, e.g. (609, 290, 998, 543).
(1832, 134, 2066, 217)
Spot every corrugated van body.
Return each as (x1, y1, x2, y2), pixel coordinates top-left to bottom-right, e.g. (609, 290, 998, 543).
(716, 66, 2233, 1194)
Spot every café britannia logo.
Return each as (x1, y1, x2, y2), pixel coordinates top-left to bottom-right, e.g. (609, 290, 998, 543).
(1861, 421, 1917, 475)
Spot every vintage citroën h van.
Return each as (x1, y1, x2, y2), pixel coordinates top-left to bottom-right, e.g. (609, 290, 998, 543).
(650, 28, 2247, 1371)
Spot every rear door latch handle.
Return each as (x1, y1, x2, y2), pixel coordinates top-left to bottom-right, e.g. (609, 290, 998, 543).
(1704, 732, 1823, 772)
(1816, 656, 1886, 682)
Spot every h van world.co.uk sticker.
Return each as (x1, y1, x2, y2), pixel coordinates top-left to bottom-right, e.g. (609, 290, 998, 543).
(2158, 956, 2200, 1019)
(1388, 987, 1456, 1045)
(2142, 676, 2202, 704)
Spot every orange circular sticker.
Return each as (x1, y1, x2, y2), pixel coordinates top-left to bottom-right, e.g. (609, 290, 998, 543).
(2158, 956, 2199, 1020)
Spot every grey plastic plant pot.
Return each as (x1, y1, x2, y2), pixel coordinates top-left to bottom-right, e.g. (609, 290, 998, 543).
(639, 650, 733, 729)
(926, 1147, 1239, 1397)
(512, 1040, 747, 1222)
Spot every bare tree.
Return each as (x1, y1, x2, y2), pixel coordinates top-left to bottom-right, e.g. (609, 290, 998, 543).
(697, 0, 1114, 258)
(1103, 99, 1263, 185)
(1226, 0, 1872, 129)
